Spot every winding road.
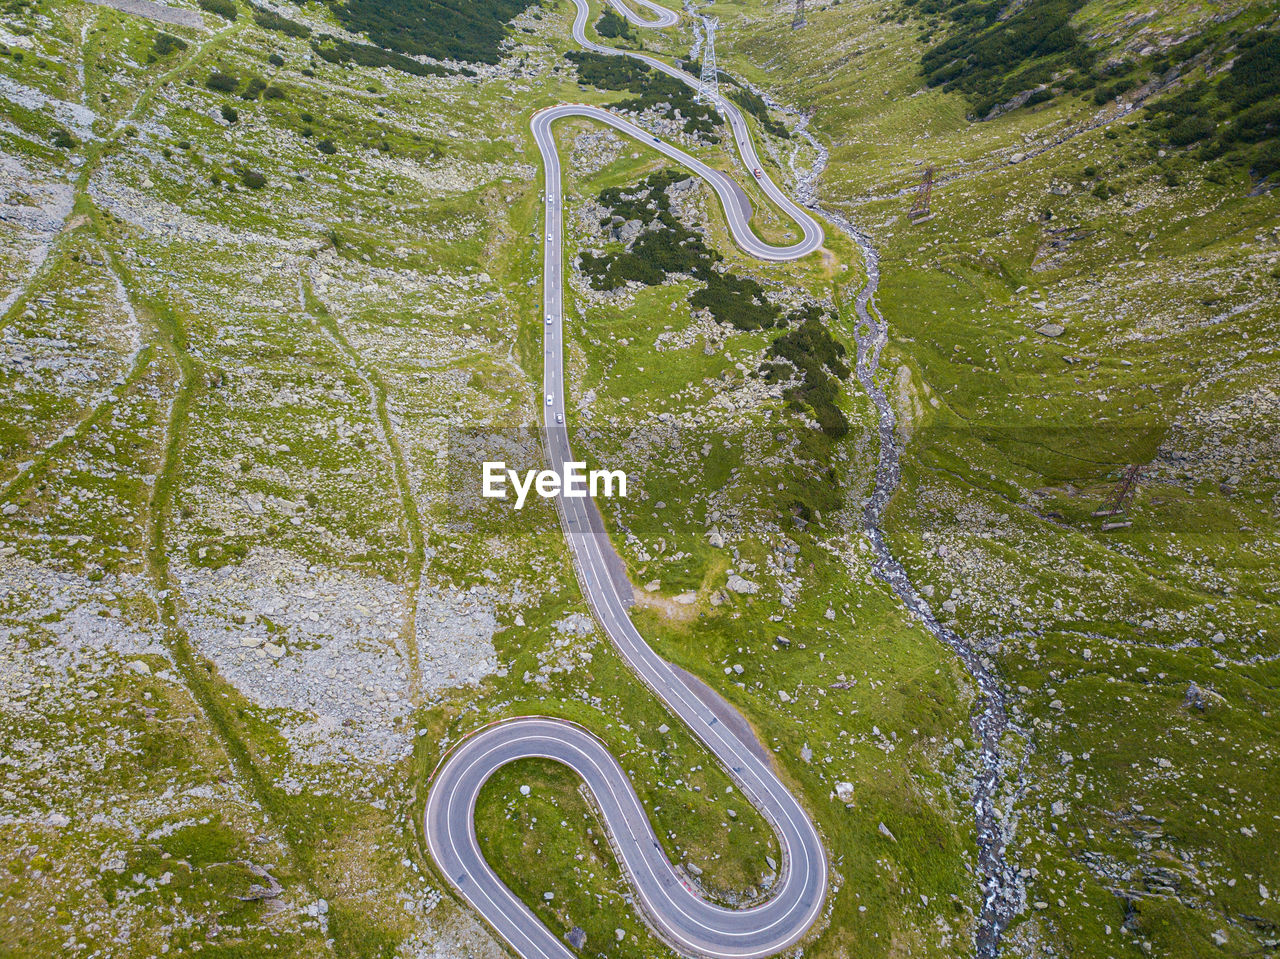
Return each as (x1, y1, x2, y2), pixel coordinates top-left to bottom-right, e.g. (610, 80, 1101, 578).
(424, 2, 828, 956)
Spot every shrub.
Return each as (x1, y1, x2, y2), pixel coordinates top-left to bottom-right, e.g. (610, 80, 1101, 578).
(727, 83, 790, 138)
(50, 127, 77, 149)
(1252, 139, 1280, 180)
(221, 104, 238, 123)
(206, 70, 238, 92)
(1141, 31, 1280, 180)
(566, 51, 719, 141)
(268, 52, 284, 67)
(324, 0, 530, 65)
(919, 0, 1093, 115)
(595, 9, 633, 40)
(240, 76, 267, 99)
(1167, 115, 1214, 146)
(309, 35, 450, 78)
(252, 5, 311, 39)
(263, 84, 286, 100)
(691, 271, 780, 331)
(241, 169, 266, 189)
(578, 171, 719, 290)
(763, 312, 850, 438)
(197, 0, 238, 21)
(315, 138, 337, 154)
(150, 32, 188, 59)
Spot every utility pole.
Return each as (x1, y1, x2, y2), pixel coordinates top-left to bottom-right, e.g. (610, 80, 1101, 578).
(1094, 463, 1144, 528)
(792, 0, 806, 29)
(698, 17, 720, 103)
(909, 165, 935, 224)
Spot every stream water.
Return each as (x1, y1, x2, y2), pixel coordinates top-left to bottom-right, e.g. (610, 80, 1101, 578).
(788, 110, 1021, 959)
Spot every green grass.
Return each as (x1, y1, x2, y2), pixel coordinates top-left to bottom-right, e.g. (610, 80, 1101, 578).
(5, 0, 1276, 957)
(705, 1, 1280, 954)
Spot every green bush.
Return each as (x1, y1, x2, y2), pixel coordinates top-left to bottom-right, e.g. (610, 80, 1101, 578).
(221, 104, 238, 123)
(1252, 139, 1280, 179)
(206, 70, 238, 92)
(251, 4, 311, 38)
(262, 84, 286, 100)
(919, 0, 1092, 116)
(315, 138, 337, 154)
(268, 52, 285, 67)
(240, 169, 266, 189)
(763, 311, 850, 438)
(309, 35, 452, 78)
(197, 0, 238, 21)
(578, 171, 718, 290)
(50, 127, 77, 149)
(595, 8, 634, 40)
(324, 0, 531, 65)
(1167, 115, 1214, 146)
(1221, 33, 1280, 108)
(566, 51, 719, 140)
(150, 32, 188, 60)
(1143, 30, 1280, 180)
(726, 83, 789, 139)
(691, 271, 780, 331)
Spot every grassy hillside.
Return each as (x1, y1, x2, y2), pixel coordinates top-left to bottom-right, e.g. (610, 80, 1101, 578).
(716, 0, 1280, 956)
(1, 0, 1275, 957)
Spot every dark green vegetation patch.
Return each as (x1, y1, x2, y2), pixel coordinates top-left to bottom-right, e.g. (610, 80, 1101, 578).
(309, 34, 455, 79)
(149, 32, 188, 61)
(251, 3, 311, 39)
(579, 171, 718, 289)
(913, 0, 1093, 118)
(581, 174, 850, 452)
(761, 308, 851, 439)
(721, 73, 790, 139)
(1145, 31, 1280, 181)
(206, 70, 239, 93)
(289, 0, 533, 65)
(595, 7, 635, 41)
(566, 51, 719, 139)
(690, 270, 780, 331)
(197, 0, 237, 20)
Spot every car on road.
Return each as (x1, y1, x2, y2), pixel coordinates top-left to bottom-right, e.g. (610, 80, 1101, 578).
(555, 412, 563, 424)
(546, 394, 553, 405)
(652, 136, 660, 143)
(546, 314, 553, 324)
(753, 168, 763, 178)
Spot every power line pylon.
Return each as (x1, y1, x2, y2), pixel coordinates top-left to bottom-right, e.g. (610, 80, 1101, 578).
(792, 0, 806, 29)
(698, 17, 720, 103)
(909, 165, 935, 223)
(1094, 464, 1144, 519)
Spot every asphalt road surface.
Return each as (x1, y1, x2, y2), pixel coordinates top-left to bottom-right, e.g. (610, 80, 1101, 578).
(424, 3, 828, 956)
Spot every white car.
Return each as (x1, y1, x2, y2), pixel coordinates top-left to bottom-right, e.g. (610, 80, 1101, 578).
(546, 394, 553, 406)
(546, 314, 553, 324)
(555, 413, 564, 424)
